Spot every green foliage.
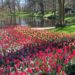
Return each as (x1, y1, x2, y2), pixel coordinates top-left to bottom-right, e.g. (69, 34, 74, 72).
(65, 64, 75, 75)
(65, 15, 75, 25)
(9, 61, 15, 67)
(71, 46, 75, 50)
(0, 59, 5, 67)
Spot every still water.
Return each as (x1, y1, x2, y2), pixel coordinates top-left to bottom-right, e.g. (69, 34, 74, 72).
(0, 16, 56, 27)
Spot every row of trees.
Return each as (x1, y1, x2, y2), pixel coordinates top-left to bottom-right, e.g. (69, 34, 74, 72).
(0, 0, 75, 26)
(27, 0, 75, 26)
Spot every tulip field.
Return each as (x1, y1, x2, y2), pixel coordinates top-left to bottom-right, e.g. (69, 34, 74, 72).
(0, 26, 75, 75)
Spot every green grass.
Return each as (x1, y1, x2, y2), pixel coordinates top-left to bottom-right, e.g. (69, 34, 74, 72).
(50, 15, 75, 33)
(65, 15, 75, 25)
(17, 14, 30, 18)
(44, 12, 54, 17)
(8, 13, 31, 18)
(13, 11, 55, 18)
(51, 25, 75, 33)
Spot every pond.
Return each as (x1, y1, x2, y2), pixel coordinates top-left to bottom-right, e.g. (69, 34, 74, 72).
(0, 16, 56, 27)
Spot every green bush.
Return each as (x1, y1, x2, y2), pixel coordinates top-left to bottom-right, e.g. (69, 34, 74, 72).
(65, 64, 75, 75)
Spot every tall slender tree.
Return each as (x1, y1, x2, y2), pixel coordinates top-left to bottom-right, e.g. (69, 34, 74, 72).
(39, 0, 44, 16)
(1, 0, 4, 8)
(58, 0, 65, 26)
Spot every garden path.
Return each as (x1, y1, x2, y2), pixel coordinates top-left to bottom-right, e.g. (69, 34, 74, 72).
(31, 27, 55, 30)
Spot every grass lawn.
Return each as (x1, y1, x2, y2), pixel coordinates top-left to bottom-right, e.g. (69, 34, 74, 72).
(65, 15, 75, 25)
(50, 25, 75, 33)
(50, 15, 75, 33)
(12, 11, 54, 18)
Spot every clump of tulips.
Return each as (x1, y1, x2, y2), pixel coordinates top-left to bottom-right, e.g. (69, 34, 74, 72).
(0, 26, 75, 75)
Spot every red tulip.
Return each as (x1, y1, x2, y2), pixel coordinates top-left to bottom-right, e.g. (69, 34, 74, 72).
(57, 65, 62, 74)
(20, 72, 26, 75)
(27, 68, 33, 73)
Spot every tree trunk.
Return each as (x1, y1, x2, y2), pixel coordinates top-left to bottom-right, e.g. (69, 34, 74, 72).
(39, 0, 44, 16)
(1, 0, 4, 8)
(58, 0, 65, 26)
(12, 0, 16, 25)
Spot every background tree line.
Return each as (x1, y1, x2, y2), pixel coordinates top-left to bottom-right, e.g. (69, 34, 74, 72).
(0, 0, 75, 26)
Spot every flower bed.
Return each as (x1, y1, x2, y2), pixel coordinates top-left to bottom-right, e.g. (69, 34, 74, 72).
(0, 26, 75, 75)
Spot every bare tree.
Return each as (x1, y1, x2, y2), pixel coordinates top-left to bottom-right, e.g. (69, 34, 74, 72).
(39, 0, 44, 16)
(16, 0, 21, 12)
(0, 0, 4, 8)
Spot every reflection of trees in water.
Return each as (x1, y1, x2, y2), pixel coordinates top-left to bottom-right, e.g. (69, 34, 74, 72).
(23, 17, 45, 27)
(40, 18, 44, 27)
(22, 17, 55, 27)
(10, 15, 16, 25)
(0, 15, 16, 26)
(0, 16, 56, 27)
